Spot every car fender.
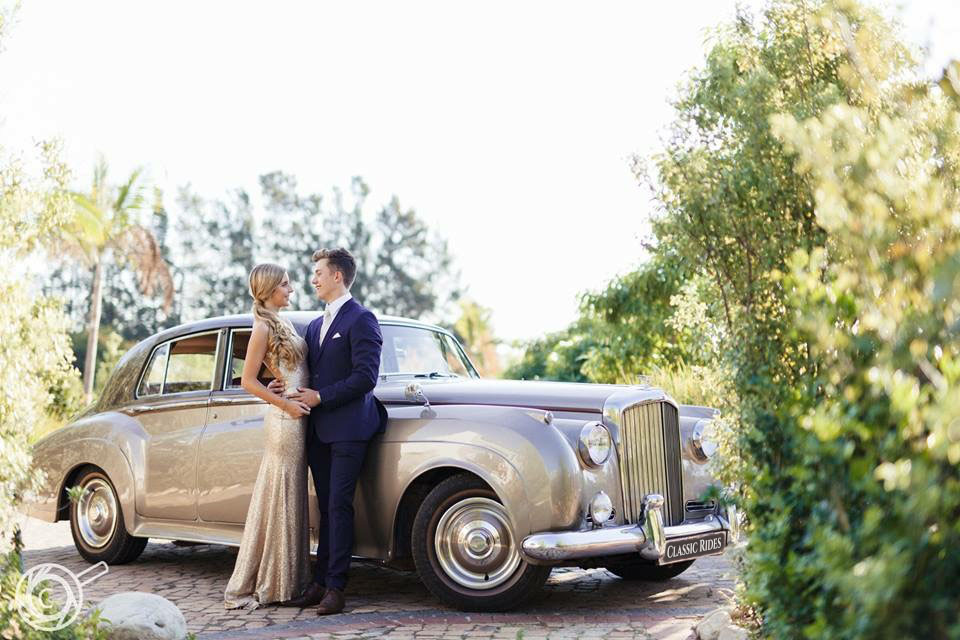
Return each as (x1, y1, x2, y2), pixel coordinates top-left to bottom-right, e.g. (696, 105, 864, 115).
(368, 404, 583, 558)
(28, 413, 142, 533)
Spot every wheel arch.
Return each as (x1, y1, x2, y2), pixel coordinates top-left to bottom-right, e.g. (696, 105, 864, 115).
(390, 465, 492, 566)
(54, 442, 137, 534)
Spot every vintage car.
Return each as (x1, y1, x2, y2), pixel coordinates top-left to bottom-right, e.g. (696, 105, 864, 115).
(25, 312, 738, 611)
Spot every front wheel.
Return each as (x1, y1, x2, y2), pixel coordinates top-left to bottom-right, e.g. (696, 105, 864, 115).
(411, 474, 551, 611)
(69, 467, 147, 564)
(605, 558, 694, 581)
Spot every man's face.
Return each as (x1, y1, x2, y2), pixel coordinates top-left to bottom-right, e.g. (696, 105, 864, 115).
(311, 259, 340, 300)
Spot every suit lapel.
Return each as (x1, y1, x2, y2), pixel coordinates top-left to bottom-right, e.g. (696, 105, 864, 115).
(316, 298, 357, 360)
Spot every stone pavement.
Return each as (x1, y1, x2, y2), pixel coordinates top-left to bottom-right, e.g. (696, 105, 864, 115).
(15, 516, 736, 639)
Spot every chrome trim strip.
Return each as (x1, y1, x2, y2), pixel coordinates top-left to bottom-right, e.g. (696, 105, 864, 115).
(209, 395, 267, 406)
(121, 398, 210, 415)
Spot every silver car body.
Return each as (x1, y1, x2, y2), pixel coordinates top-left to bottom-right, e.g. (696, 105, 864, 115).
(25, 311, 735, 568)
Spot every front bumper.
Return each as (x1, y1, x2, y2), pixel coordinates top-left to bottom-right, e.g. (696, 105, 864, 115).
(521, 493, 738, 564)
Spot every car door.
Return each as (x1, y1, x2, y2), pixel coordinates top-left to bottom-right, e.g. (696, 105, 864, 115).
(133, 330, 220, 520)
(196, 327, 277, 524)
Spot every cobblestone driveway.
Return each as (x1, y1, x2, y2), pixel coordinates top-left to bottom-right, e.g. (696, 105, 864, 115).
(16, 517, 735, 639)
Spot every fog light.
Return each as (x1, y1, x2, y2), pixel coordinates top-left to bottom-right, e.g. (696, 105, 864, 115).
(589, 491, 613, 528)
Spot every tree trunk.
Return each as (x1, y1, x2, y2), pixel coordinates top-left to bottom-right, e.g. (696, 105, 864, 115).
(83, 259, 104, 403)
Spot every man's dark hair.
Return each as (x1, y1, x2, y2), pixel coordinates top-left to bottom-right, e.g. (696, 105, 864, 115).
(312, 247, 357, 289)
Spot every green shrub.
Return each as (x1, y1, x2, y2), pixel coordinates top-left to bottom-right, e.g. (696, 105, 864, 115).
(0, 530, 109, 639)
(650, 0, 960, 636)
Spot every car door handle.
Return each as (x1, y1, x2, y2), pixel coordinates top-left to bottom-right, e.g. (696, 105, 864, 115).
(123, 405, 154, 415)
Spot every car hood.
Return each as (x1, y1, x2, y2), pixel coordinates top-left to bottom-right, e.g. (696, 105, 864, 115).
(375, 378, 639, 414)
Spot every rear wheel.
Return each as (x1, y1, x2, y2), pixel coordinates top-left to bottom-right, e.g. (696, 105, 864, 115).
(69, 467, 147, 564)
(411, 474, 551, 611)
(605, 558, 694, 581)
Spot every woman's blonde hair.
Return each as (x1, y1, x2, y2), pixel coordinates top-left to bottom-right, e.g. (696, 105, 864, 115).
(249, 263, 302, 369)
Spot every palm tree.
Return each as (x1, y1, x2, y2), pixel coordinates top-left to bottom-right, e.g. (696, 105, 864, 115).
(454, 299, 501, 377)
(66, 157, 174, 401)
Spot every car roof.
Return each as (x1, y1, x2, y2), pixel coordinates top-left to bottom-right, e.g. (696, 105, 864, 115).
(152, 310, 450, 343)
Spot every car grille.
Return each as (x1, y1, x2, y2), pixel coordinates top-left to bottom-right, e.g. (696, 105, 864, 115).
(616, 401, 684, 526)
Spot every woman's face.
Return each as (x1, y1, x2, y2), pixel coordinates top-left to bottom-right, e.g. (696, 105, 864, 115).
(269, 272, 294, 309)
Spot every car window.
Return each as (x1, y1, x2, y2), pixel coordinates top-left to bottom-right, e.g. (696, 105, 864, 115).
(381, 325, 477, 378)
(439, 333, 472, 377)
(138, 343, 169, 396)
(223, 328, 274, 389)
(162, 333, 218, 394)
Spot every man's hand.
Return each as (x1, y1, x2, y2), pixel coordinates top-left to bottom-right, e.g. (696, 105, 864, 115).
(288, 386, 321, 408)
(282, 398, 311, 419)
(267, 378, 286, 395)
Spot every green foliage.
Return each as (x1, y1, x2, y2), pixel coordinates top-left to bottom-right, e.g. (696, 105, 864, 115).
(0, 530, 110, 639)
(0, 138, 79, 555)
(579, 251, 701, 383)
(503, 325, 596, 382)
(651, 0, 960, 636)
(506, 252, 698, 383)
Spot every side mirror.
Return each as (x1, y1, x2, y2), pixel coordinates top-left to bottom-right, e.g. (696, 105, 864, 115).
(404, 382, 431, 409)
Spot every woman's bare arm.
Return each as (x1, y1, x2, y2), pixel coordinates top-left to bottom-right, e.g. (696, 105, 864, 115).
(241, 321, 309, 418)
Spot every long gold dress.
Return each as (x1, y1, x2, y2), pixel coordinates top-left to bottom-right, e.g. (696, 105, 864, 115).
(224, 329, 313, 610)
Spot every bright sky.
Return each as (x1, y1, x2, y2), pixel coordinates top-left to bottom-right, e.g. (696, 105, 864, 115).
(2, 1, 958, 343)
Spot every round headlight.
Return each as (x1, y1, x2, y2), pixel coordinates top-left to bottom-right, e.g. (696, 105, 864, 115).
(578, 422, 611, 466)
(688, 419, 718, 463)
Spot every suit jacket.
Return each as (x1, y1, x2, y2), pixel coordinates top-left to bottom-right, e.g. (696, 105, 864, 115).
(305, 298, 388, 443)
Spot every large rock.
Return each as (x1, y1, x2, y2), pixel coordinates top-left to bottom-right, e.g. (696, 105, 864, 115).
(718, 626, 750, 640)
(696, 608, 733, 640)
(94, 592, 187, 640)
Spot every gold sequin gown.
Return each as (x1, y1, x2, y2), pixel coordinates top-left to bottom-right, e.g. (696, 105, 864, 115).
(224, 331, 312, 610)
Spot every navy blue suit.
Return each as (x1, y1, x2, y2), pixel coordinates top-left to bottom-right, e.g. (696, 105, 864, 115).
(303, 298, 388, 590)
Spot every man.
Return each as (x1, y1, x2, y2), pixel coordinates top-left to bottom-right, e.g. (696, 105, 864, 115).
(276, 247, 388, 615)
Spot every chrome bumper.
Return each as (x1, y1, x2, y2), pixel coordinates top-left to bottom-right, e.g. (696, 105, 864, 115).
(521, 493, 738, 563)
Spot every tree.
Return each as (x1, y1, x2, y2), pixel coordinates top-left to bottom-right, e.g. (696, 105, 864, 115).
(647, 0, 960, 635)
(505, 251, 702, 384)
(578, 250, 701, 383)
(48, 192, 182, 343)
(62, 159, 174, 400)
(502, 324, 598, 382)
(451, 299, 501, 376)
(178, 173, 461, 322)
(176, 185, 257, 318)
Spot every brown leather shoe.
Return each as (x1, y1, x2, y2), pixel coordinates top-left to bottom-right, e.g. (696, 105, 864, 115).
(315, 587, 344, 615)
(279, 582, 326, 607)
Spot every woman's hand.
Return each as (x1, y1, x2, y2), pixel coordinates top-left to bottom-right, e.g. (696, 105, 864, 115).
(282, 398, 311, 419)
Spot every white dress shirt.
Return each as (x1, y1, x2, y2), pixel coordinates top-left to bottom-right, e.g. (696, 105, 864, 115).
(318, 291, 353, 346)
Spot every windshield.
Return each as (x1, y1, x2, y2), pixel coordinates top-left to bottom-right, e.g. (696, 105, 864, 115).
(380, 325, 479, 379)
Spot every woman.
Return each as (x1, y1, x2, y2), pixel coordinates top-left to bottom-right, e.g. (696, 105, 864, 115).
(224, 263, 313, 610)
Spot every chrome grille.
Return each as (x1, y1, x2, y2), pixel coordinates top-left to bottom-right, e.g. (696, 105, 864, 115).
(617, 402, 684, 526)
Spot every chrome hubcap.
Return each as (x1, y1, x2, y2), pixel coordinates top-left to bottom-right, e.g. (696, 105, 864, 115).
(434, 497, 521, 590)
(77, 478, 117, 549)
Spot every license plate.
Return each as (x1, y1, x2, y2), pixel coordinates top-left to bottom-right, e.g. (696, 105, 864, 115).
(661, 531, 727, 564)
